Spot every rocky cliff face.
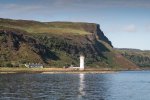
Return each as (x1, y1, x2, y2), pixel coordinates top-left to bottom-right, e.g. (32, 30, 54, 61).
(0, 29, 58, 66)
(0, 18, 138, 69)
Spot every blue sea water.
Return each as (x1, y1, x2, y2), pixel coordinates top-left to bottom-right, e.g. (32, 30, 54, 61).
(0, 71, 150, 100)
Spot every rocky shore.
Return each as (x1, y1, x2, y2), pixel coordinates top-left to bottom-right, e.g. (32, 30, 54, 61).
(0, 68, 115, 74)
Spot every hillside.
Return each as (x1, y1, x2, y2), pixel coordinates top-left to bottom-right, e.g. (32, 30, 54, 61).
(0, 18, 138, 69)
(116, 48, 150, 68)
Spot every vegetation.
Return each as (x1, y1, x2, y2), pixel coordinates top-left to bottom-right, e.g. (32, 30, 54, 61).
(117, 48, 150, 67)
(0, 18, 95, 35)
(0, 18, 138, 69)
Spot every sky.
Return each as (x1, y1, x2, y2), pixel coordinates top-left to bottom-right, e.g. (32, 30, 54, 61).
(0, 0, 150, 50)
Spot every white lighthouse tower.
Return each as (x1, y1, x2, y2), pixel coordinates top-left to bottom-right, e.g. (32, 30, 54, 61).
(80, 55, 85, 70)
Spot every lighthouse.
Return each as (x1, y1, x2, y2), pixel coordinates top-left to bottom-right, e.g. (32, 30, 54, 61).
(80, 55, 85, 70)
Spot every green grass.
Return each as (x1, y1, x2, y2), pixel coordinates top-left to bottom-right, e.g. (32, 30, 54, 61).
(116, 49, 150, 67)
(0, 18, 137, 69)
(117, 49, 150, 57)
(26, 27, 90, 35)
(0, 19, 95, 35)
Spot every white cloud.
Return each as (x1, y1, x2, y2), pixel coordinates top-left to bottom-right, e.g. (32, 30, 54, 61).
(144, 24, 150, 32)
(48, 0, 150, 8)
(1, 0, 150, 16)
(147, 25, 150, 31)
(0, 4, 45, 12)
(123, 24, 137, 32)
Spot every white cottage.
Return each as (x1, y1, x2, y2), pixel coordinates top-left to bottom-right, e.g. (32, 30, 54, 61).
(25, 63, 43, 68)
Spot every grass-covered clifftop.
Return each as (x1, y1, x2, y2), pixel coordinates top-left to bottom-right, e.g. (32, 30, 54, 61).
(0, 18, 138, 69)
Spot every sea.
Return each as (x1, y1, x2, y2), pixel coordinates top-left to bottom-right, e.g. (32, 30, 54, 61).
(0, 71, 150, 100)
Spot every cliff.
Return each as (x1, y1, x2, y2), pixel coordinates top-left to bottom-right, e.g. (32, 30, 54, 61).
(0, 18, 138, 69)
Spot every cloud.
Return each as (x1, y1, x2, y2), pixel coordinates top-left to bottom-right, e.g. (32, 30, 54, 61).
(0, 0, 150, 22)
(48, 0, 150, 8)
(0, 3, 50, 18)
(146, 24, 150, 32)
(123, 24, 137, 32)
(148, 26, 150, 30)
(1, 0, 150, 15)
(0, 4, 44, 12)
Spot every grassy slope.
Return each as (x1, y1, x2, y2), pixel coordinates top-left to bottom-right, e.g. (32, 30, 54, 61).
(0, 19, 95, 35)
(0, 42, 44, 67)
(117, 48, 150, 67)
(0, 18, 139, 69)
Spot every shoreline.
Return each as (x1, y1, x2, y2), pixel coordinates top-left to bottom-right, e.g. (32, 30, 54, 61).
(0, 68, 116, 74)
(41, 70, 115, 74)
(0, 67, 143, 74)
